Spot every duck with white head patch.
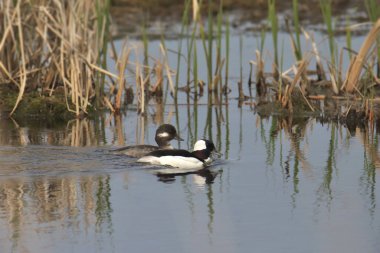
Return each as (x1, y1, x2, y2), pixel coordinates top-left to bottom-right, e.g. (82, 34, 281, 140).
(137, 139, 218, 173)
(113, 124, 182, 158)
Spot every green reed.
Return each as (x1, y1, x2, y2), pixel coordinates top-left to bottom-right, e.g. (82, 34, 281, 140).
(225, 15, 230, 94)
(258, 25, 267, 55)
(142, 23, 150, 90)
(365, 0, 380, 26)
(142, 24, 149, 64)
(345, 16, 352, 59)
(207, 0, 214, 91)
(95, 0, 111, 105)
(268, 0, 279, 74)
(194, 41, 199, 97)
(319, 0, 336, 66)
(279, 41, 285, 99)
(188, 7, 199, 97)
(292, 0, 302, 60)
(175, 0, 191, 100)
(195, 0, 214, 94)
(187, 21, 196, 92)
(216, 0, 223, 95)
(197, 4, 211, 88)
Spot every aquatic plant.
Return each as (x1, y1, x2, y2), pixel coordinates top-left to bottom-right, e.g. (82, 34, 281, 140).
(345, 16, 353, 60)
(175, 0, 192, 100)
(268, 0, 279, 78)
(319, 0, 336, 67)
(224, 15, 230, 96)
(2, 0, 380, 123)
(292, 0, 302, 60)
(207, 0, 214, 92)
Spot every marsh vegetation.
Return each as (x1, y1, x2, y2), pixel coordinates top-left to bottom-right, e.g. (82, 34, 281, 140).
(0, 0, 380, 123)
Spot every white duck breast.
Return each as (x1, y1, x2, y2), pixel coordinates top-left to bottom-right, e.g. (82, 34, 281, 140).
(138, 153, 204, 171)
(137, 139, 217, 172)
(138, 149, 204, 169)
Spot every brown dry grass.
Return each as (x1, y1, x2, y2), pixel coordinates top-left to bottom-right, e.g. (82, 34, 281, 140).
(343, 19, 380, 93)
(0, 0, 111, 117)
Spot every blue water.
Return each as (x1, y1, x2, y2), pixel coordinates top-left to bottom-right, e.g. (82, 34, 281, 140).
(0, 103, 379, 253)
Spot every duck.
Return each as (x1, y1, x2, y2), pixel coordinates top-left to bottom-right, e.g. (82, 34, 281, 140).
(137, 139, 217, 173)
(114, 124, 182, 158)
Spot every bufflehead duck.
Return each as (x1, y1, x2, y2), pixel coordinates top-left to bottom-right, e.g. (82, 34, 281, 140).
(114, 124, 182, 158)
(137, 139, 217, 173)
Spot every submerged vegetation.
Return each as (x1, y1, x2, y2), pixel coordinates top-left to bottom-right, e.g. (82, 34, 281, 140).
(0, 0, 380, 123)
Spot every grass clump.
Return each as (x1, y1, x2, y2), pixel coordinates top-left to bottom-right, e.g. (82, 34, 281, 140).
(0, 0, 112, 118)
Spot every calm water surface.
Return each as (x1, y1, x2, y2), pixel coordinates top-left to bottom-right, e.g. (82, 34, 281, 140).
(0, 104, 379, 253)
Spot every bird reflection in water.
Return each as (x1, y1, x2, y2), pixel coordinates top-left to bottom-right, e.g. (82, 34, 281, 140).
(156, 169, 219, 184)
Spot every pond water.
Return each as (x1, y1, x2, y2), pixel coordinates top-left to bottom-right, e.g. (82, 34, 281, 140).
(0, 105, 379, 252)
(0, 29, 380, 252)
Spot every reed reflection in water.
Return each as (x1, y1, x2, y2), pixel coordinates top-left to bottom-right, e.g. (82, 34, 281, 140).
(0, 102, 379, 252)
(0, 174, 114, 251)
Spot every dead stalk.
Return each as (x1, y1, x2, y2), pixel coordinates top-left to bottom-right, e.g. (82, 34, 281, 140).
(282, 58, 310, 108)
(344, 19, 380, 92)
(10, 2, 27, 116)
(115, 46, 130, 111)
(159, 43, 175, 95)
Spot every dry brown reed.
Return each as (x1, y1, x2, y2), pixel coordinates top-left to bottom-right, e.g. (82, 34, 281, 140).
(253, 51, 266, 97)
(281, 58, 310, 110)
(152, 61, 164, 95)
(250, 19, 380, 114)
(115, 45, 131, 112)
(159, 43, 175, 96)
(344, 19, 380, 93)
(0, 0, 111, 117)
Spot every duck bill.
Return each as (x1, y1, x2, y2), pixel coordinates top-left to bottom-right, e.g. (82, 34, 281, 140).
(212, 150, 222, 157)
(175, 135, 184, 141)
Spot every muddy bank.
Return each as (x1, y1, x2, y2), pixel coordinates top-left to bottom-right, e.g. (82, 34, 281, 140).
(253, 86, 379, 136)
(0, 85, 89, 122)
(110, 0, 368, 37)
